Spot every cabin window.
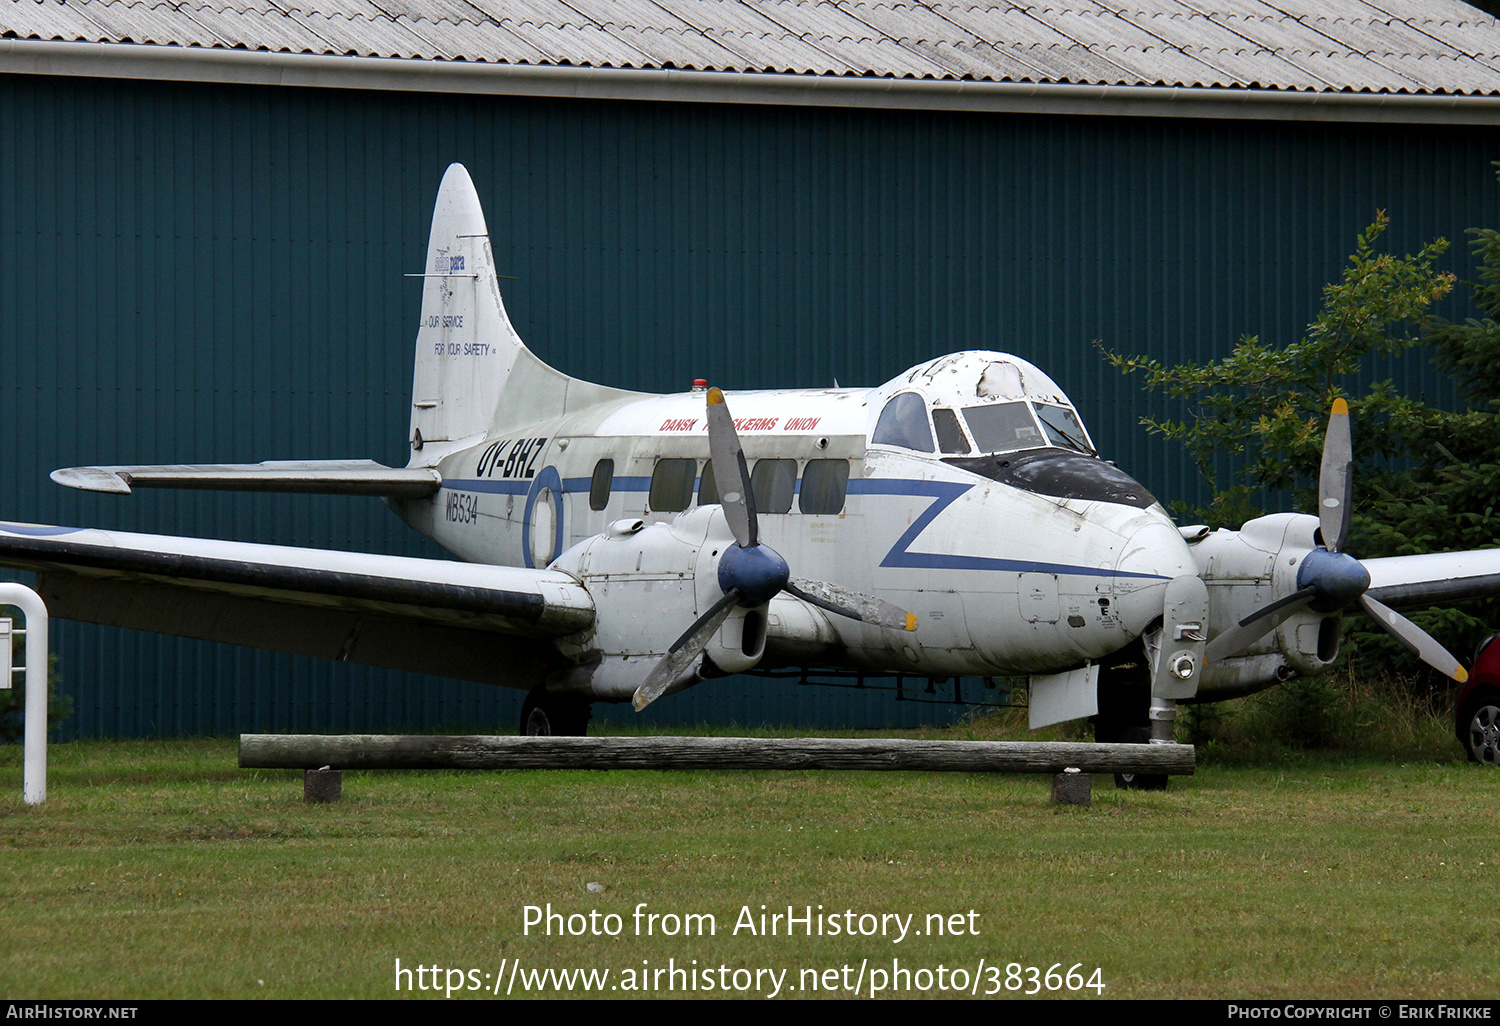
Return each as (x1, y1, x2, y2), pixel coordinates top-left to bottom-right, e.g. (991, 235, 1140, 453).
(1034, 404, 1093, 454)
(751, 459, 796, 513)
(698, 460, 719, 506)
(932, 408, 971, 454)
(871, 392, 934, 453)
(799, 459, 850, 515)
(649, 458, 696, 512)
(963, 402, 1043, 454)
(589, 459, 613, 511)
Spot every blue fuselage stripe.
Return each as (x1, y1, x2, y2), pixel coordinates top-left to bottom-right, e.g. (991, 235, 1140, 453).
(440, 475, 1167, 581)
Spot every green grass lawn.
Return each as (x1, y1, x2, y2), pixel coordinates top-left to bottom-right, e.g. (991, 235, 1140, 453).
(1, 732, 1496, 1000)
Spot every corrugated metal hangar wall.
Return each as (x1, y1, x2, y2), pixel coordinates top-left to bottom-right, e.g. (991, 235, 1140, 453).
(2, 72, 1495, 736)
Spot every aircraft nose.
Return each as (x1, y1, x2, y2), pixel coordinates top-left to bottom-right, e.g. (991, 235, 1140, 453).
(1110, 512, 1198, 635)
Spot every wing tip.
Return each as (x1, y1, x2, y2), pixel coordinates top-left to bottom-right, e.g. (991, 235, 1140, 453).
(50, 467, 132, 494)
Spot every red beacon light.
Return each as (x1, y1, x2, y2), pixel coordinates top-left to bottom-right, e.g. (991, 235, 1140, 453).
(691, 379, 708, 391)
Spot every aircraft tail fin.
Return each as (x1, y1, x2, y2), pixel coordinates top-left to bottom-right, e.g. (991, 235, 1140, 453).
(407, 164, 526, 460)
(407, 164, 638, 465)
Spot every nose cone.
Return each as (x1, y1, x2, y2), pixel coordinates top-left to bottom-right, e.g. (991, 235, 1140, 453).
(1110, 510, 1199, 635)
(1297, 546, 1370, 610)
(717, 541, 790, 606)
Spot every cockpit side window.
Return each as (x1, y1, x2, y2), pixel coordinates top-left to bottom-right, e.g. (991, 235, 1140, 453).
(1034, 403, 1094, 454)
(871, 392, 934, 453)
(962, 402, 1043, 453)
(932, 408, 971, 454)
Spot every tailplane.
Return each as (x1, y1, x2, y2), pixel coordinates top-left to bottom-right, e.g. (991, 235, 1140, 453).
(53, 164, 636, 497)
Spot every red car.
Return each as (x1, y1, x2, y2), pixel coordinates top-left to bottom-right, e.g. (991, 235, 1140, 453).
(1458, 633, 1500, 766)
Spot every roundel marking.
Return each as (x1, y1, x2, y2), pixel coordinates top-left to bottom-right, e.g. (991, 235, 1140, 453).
(522, 465, 565, 568)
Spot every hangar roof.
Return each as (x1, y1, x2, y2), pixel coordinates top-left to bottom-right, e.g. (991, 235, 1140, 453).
(4, 0, 1500, 119)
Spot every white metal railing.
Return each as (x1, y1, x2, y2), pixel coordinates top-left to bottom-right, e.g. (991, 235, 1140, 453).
(0, 585, 50, 804)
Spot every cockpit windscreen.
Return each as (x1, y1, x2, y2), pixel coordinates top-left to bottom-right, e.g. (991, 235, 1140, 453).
(961, 401, 1093, 456)
(961, 402, 1043, 453)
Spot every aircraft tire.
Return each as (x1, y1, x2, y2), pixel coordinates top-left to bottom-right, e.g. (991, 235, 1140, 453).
(519, 688, 592, 736)
(1111, 725, 1168, 791)
(1459, 686, 1500, 767)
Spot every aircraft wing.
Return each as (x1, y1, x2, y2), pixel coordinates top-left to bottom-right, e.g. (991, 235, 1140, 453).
(0, 522, 593, 688)
(1364, 549, 1500, 609)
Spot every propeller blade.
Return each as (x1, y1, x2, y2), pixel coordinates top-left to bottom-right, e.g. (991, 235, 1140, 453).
(786, 578, 917, 632)
(1209, 398, 1469, 683)
(705, 387, 757, 549)
(1204, 587, 1316, 663)
(1318, 397, 1354, 553)
(1358, 594, 1469, 683)
(632, 590, 741, 711)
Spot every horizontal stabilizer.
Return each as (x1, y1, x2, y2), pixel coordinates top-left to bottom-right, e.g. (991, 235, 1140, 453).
(51, 460, 441, 498)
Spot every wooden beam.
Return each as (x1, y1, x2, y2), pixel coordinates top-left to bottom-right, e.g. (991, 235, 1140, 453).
(239, 734, 1194, 775)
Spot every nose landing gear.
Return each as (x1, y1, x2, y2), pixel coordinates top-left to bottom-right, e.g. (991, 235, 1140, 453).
(1093, 653, 1170, 791)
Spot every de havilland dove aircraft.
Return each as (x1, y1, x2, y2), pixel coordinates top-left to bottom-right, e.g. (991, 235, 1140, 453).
(4, 163, 1499, 776)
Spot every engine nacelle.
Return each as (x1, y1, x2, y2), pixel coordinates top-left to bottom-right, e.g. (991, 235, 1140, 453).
(548, 507, 765, 700)
(1192, 512, 1343, 699)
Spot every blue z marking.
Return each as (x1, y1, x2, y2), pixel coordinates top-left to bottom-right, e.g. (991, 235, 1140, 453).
(848, 479, 1165, 580)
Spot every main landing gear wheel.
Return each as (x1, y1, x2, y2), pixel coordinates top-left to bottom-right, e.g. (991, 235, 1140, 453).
(1459, 687, 1500, 767)
(519, 688, 592, 736)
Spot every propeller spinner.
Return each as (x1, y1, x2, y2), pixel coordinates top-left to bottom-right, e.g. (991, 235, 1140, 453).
(632, 388, 917, 711)
(1204, 398, 1469, 683)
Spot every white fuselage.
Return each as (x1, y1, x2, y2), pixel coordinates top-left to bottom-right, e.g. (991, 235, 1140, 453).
(391, 376, 1199, 694)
